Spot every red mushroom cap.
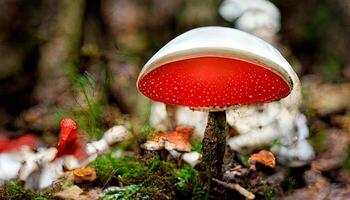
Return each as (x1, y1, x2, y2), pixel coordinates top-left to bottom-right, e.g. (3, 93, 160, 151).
(0, 134, 38, 153)
(138, 56, 290, 110)
(55, 118, 87, 161)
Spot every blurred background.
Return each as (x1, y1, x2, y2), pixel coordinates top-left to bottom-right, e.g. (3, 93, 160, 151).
(0, 0, 350, 157)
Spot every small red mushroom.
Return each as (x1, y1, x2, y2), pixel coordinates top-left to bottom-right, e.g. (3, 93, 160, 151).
(165, 126, 193, 152)
(55, 118, 87, 162)
(142, 126, 193, 152)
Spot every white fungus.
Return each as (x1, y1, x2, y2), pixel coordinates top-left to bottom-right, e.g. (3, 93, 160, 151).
(0, 125, 130, 189)
(182, 152, 202, 167)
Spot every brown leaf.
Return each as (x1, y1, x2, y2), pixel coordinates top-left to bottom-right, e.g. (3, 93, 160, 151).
(72, 167, 97, 183)
(54, 185, 100, 200)
(249, 150, 276, 168)
(55, 185, 83, 200)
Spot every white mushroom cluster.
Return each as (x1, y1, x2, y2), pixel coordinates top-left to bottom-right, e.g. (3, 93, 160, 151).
(0, 125, 130, 189)
(219, 0, 314, 166)
(0, 146, 64, 189)
(149, 77, 314, 167)
(87, 125, 130, 160)
(219, 0, 281, 34)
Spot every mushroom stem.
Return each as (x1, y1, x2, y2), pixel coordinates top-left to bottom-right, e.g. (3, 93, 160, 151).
(201, 111, 227, 177)
(165, 104, 178, 130)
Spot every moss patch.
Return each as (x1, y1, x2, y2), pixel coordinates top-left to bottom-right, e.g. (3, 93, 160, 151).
(0, 181, 53, 200)
(90, 155, 208, 199)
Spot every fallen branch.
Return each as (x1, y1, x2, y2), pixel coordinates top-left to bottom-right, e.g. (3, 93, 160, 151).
(212, 178, 255, 200)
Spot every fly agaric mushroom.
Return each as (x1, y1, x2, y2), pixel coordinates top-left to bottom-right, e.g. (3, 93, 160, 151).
(137, 27, 296, 177)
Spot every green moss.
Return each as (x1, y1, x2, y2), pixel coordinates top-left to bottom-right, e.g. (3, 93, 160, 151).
(90, 154, 119, 183)
(2, 181, 52, 200)
(93, 155, 209, 199)
(140, 122, 155, 138)
(175, 164, 208, 199)
(7, 181, 31, 200)
(191, 140, 202, 153)
(175, 165, 198, 190)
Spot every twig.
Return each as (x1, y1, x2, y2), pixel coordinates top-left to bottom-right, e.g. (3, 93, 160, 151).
(212, 178, 255, 200)
(102, 168, 117, 189)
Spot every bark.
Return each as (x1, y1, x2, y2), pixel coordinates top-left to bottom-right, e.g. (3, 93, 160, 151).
(201, 111, 228, 178)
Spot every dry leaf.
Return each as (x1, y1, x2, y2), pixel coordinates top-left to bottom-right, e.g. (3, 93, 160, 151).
(249, 150, 276, 168)
(72, 167, 97, 183)
(54, 185, 99, 200)
(54, 185, 84, 200)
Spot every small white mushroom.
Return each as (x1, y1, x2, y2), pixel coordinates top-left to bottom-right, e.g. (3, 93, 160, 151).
(103, 125, 130, 145)
(176, 106, 208, 140)
(0, 154, 21, 182)
(86, 139, 110, 156)
(38, 160, 64, 189)
(182, 152, 202, 167)
(87, 125, 130, 156)
(150, 103, 207, 140)
(228, 125, 280, 151)
(141, 140, 165, 151)
(219, 0, 281, 34)
(63, 156, 82, 171)
(150, 102, 169, 131)
(271, 114, 315, 167)
(168, 150, 182, 159)
(19, 159, 39, 181)
(18, 147, 58, 181)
